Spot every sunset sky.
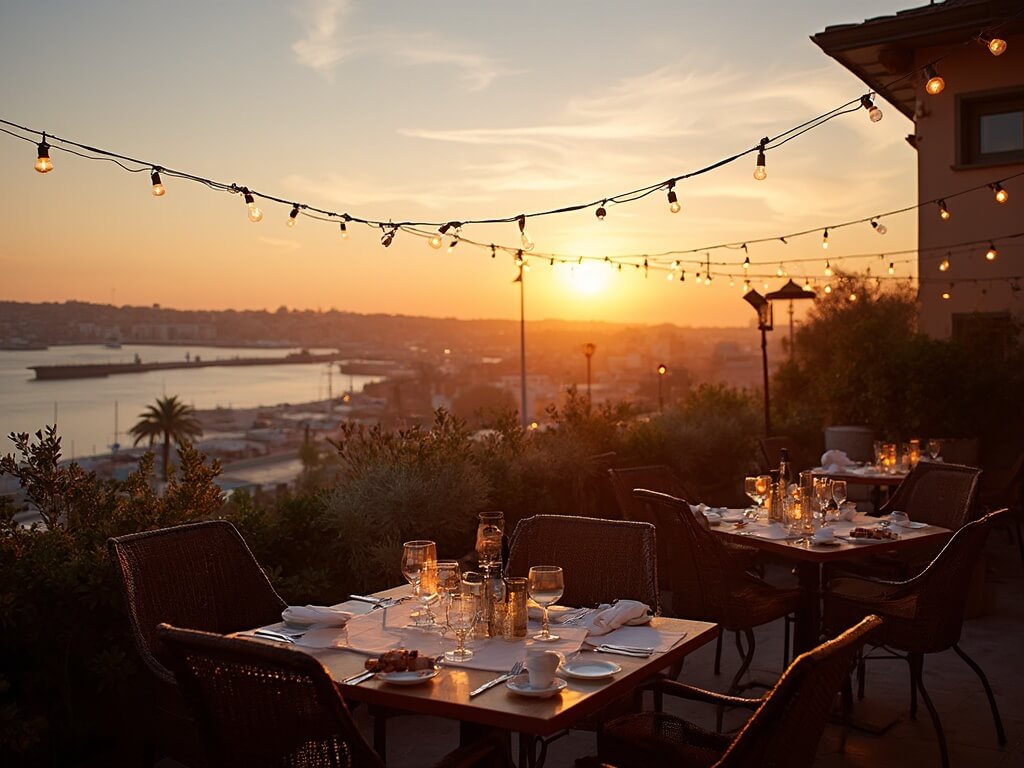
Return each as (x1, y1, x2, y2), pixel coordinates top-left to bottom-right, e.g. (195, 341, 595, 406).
(0, 0, 920, 327)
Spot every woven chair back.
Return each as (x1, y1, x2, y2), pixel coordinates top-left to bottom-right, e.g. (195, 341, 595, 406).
(506, 514, 659, 612)
(109, 520, 286, 685)
(157, 623, 383, 768)
(718, 614, 881, 767)
(879, 461, 981, 529)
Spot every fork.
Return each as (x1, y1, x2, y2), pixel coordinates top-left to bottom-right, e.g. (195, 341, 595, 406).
(253, 628, 300, 644)
(469, 661, 524, 697)
(594, 644, 653, 657)
(561, 608, 595, 626)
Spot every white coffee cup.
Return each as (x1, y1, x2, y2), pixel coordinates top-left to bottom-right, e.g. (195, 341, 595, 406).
(525, 649, 561, 689)
(889, 511, 909, 526)
(813, 528, 834, 543)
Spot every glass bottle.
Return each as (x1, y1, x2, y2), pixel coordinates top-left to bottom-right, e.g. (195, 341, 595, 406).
(504, 577, 528, 638)
(778, 448, 792, 494)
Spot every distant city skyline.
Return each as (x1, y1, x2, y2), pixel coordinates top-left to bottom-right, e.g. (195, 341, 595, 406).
(0, 0, 919, 326)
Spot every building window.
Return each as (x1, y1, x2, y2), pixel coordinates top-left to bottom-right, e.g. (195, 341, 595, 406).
(951, 312, 1014, 358)
(958, 89, 1024, 167)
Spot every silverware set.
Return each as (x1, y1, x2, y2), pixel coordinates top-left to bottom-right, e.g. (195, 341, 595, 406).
(469, 661, 524, 697)
(559, 607, 595, 626)
(592, 644, 654, 657)
(252, 628, 305, 644)
(341, 669, 376, 686)
(348, 594, 408, 609)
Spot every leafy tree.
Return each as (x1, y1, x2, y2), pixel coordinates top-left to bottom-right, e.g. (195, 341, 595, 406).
(128, 395, 202, 479)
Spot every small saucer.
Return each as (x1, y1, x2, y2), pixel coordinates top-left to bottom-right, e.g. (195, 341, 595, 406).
(559, 659, 621, 680)
(376, 668, 439, 685)
(812, 537, 841, 547)
(506, 673, 567, 698)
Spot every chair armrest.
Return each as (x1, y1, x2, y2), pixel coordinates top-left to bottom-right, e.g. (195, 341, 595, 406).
(434, 732, 512, 768)
(651, 678, 763, 710)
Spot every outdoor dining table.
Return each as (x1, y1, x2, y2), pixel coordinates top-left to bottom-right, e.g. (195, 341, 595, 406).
(713, 511, 952, 653)
(241, 585, 719, 767)
(811, 464, 908, 510)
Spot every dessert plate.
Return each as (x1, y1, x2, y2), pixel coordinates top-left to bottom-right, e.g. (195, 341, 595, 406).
(376, 668, 439, 685)
(506, 673, 567, 698)
(559, 659, 621, 680)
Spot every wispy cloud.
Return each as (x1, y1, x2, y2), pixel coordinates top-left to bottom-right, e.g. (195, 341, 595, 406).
(396, 46, 522, 92)
(290, 0, 354, 79)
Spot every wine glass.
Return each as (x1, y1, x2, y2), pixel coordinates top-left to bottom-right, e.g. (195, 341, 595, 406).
(528, 565, 564, 642)
(743, 476, 761, 519)
(831, 480, 847, 522)
(814, 477, 833, 526)
(475, 512, 504, 572)
(445, 594, 477, 662)
(872, 441, 884, 469)
(401, 540, 437, 627)
(927, 439, 942, 461)
(755, 474, 772, 519)
(460, 571, 485, 637)
(434, 560, 461, 632)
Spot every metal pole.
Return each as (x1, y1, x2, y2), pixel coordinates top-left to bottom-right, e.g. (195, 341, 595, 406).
(518, 266, 527, 429)
(760, 326, 771, 437)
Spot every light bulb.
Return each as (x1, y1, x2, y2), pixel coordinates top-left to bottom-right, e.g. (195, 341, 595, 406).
(287, 204, 299, 228)
(938, 200, 951, 220)
(339, 221, 348, 239)
(941, 288, 951, 300)
(992, 183, 1008, 203)
(939, 257, 950, 272)
(888, 262, 895, 275)
(981, 35, 1007, 56)
(754, 149, 767, 181)
(35, 136, 53, 173)
(244, 191, 263, 223)
(861, 95, 883, 123)
(666, 271, 674, 282)
(381, 230, 395, 248)
(849, 292, 858, 302)
(924, 65, 945, 95)
(515, 250, 524, 267)
(596, 203, 607, 220)
(742, 256, 750, 271)
(986, 243, 998, 261)
(704, 274, 712, 285)
(871, 220, 887, 235)
(428, 234, 443, 249)
(150, 169, 165, 197)
(822, 229, 829, 250)
(666, 182, 681, 213)
(824, 283, 833, 294)
(517, 214, 535, 251)
(776, 263, 784, 277)
(447, 238, 458, 253)
(824, 260, 833, 277)
(743, 280, 751, 292)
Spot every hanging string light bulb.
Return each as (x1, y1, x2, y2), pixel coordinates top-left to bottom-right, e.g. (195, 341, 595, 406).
(150, 168, 165, 197)
(515, 249, 525, 267)
(242, 189, 263, 222)
(743, 279, 751, 293)
(666, 271, 674, 282)
(743, 255, 750, 271)
(666, 181, 681, 213)
(429, 222, 452, 250)
(924, 64, 945, 95)
(824, 283, 833, 295)
(860, 94, 883, 122)
(991, 183, 1008, 203)
(942, 285, 952, 300)
(339, 217, 349, 239)
(643, 257, 649, 277)
(595, 201, 607, 220)
(986, 242, 998, 261)
(381, 224, 397, 248)
(753, 137, 768, 180)
(776, 263, 785, 277)
(287, 203, 300, 228)
(939, 256, 951, 272)
(870, 219, 887, 235)
(888, 262, 895, 275)
(848, 291, 858, 302)
(34, 133, 53, 173)
(803, 276, 812, 290)
(824, 260, 833, 277)
(979, 34, 1007, 56)
(938, 199, 951, 220)
(822, 229, 830, 249)
(447, 237, 459, 253)
(517, 214, 535, 251)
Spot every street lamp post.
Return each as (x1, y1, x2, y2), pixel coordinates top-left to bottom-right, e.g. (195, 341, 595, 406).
(514, 265, 527, 428)
(657, 363, 667, 413)
(766, 279, 816, 358)
(582, 343, 596, 404)
(743, 290, 774, 437)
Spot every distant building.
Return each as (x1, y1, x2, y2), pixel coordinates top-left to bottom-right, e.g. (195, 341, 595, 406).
(130, 323, 217, 342)
(814, 0, 1023, 342)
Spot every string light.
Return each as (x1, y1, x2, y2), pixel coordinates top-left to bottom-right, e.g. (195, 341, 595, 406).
(447, 237, 458, 253)
(822, 229, 829, 249)
(824, 260, 833, 277)
(941, 285, 952, 300)
(888, 262, 895, 275)
(939, 256, 951, 272)
(848, 291, 858, 302)
(860, 94, 883, 122)
(924, 64, 945, 95)
(743, 255, 750, 271)
(242, 189, 263, 223)
(287, 203, 300, 228)
(979, 34, 1007, 56)
(666, 181, 681, 214)
(776, 263, 784, 277)
(339, 220, 349, 239)
(803, 276, 812, 289)
(596, 201, 607, 220)
(992, 183, 1008, 203)
(150, 168, 165, 197)
(34, 134, 53, 173)
(938, 199, 951, 220)
(743, 279, 751, 292)
(517, 214, 535, 251)
(753, 138, 768, 181)
(381, 228, 396, 248)
(666, 271, 674, 282)
(870, 219, 887, 235)
(986, 242, 998, 261)
(514, 249, 525, 267)
(824, 283, 833, 294)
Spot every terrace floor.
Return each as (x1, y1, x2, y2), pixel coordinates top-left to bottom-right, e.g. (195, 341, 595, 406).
(363, 527, 1024, 768)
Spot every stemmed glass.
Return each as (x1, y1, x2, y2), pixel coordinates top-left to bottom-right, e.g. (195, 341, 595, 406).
(528, 565, 564, 642)
(435, 560, 461, 630)
(743, 476, 763, 520)
(476, 512, 504, 571)
(401, 540, 437, 627)
(927, 439, 942, 461)
(831, 480, 847, 522)
(814, 477, 833, 526)
(445, 594, 477, 662)
(461, 571, 485, 637)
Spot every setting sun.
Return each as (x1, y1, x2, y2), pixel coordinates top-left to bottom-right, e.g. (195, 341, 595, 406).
(559, 261, 613, 296)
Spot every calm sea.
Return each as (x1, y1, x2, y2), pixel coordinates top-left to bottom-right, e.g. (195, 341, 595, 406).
(0, 345, 379, 459)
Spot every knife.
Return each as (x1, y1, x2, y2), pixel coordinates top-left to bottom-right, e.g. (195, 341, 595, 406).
(469, 672, 516, 697)
(341, 670, 376, 685)
(348, 594, 388, 605)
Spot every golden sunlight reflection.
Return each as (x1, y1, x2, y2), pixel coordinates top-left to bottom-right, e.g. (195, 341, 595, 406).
(558, 261, 612, 296)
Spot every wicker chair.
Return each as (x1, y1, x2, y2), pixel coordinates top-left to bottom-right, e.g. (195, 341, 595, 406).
(607, 466, 762, 675)
(506, 514, 659, 612)
(631, 490, 800, 728)
(877, 460, 981, 529)
(822, 508, 1009, 768)
(108, 520, 287, 766)
(582, 615, 881, 768)
(156, 623, 509, 768)
(978, 452, 1024, 562)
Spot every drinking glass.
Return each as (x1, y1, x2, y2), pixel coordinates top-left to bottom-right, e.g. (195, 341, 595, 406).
(813, 477, 833, 526)
(872, 441, 883, 469)
(445, 594, 477, 662)
(743, 476, 761, 519)
(830, 480, 847, 523)
(528, 565, 564, 642)
(476, 512, 504, 572)
(401, 540, 437, 627)
(435, 560, 461, 628)
(927, 439, 942, 461)
(754, 474, 772, 518)
(461, 571, 485, 637)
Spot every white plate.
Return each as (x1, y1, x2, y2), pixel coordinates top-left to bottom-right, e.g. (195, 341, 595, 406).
(845, 534, 899, 544)
(559, 659, 621, 680)
(375, 668, 439, 685)
(506, 674, 568, 698)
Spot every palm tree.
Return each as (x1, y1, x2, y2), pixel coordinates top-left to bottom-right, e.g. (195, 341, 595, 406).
(129, 395, 203, 480)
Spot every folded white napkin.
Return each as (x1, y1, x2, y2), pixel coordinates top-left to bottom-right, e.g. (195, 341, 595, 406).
(839, 501, 857, 521)
(281, 605, 353, 628)
(821, 449, 853, 472)
(887, 512, 912, 528)
(753, 523, 790, 540)
(588, 600, 652, 636)
(690, 503, 727, 519)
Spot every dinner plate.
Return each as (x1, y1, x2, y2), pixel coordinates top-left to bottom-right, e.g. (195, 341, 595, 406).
(559, 659, 621, 680)
(506, 673, 567, 698)
(375, 668, 439, 685)
(845, 534, 899, 544)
